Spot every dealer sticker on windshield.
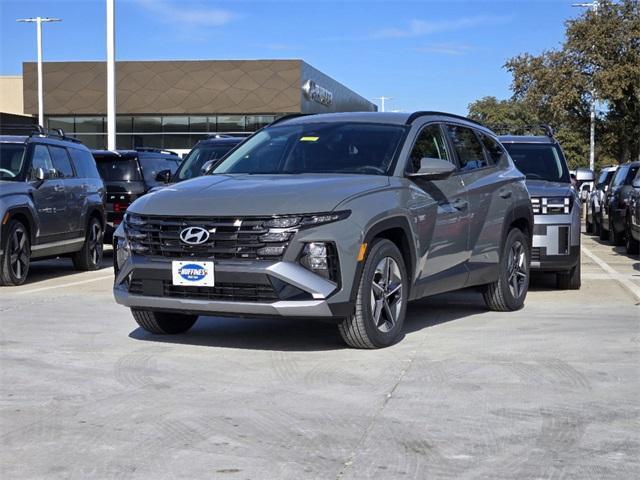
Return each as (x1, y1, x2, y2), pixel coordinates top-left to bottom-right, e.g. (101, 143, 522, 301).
(172, 261, 214, 287)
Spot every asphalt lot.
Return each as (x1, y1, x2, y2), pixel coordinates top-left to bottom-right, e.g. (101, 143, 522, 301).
(1, 231, 638, 479)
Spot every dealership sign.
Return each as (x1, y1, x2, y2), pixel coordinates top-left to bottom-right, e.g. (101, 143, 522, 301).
(302, 80, 333, 107)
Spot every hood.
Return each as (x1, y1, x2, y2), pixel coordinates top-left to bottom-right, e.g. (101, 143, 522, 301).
(525, 179, 574, 198)
(129, 174, 389, 216)
(0, 180, 30, 198)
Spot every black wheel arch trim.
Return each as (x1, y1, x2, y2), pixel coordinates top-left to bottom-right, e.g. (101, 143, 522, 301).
(1, 207, 37, 245)
(501, 200, 534, 251)
(347, 216, 417, 306)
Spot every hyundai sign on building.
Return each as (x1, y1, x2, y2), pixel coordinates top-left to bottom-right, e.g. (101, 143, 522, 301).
(21, 60, 377, 150)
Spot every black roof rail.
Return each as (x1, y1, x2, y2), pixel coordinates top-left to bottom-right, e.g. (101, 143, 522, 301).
(134, 147, 178, 156)
(405, 111, 487, 128)
(0, 124, 84, 144)
(492, 124, 555, 137)
(267, 114, 310, 127)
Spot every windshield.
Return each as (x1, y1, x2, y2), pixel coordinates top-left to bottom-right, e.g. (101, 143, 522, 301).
(0, 144, 26, 181)
(213, 122, 406, 176)
(503, 143, 570, 183)
(95, 157, 142, 182)
(176, 144, 236, 181)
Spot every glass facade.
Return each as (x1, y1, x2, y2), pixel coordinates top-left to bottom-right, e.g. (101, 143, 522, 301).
(46, 114, 278, 150)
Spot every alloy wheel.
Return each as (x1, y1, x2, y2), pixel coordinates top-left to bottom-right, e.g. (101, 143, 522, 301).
(507, 240, 527, 299)
(370, 257, 403, 333)
(89, 221, 103, 266)
(9, 225, 29, 280)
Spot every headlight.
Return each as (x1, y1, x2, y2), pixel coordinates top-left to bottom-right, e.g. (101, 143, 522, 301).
(124, 212, 146, 227)
(114, 235, 130, 273)
(531, 197, 572, 215)
(299, 242, 340, 282)
(264, 211, 350, 230)
(122, 213, 149, 253)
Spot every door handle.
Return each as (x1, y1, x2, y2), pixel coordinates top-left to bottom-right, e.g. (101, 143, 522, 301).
(53, 185, 65, 192)
(452, 199, 468, 211)
(500, 190, 512, 199)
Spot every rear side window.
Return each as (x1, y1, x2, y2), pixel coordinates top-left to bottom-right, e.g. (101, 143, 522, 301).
(446, 125, 487, 171)
(624, 166, 639, 185)
(612, 166, 628, 187)
(479, 133, 507, 166)
(408, 124, 450, 173)
(68, 148, 101, 179)
(30, 144, 54, 177)
(48, 146, 75, 178)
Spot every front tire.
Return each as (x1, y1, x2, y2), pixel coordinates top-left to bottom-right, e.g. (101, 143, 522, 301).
(610, 215, 624, 246)
(483, 228, 530, 311)
(72, 217, 104, 271)
(593, 207, 601, 236)
(599, 212, 608, 240)
(338, 239, 408, 349)
(556, 254, 581, 290)
(131, 309, 198, 334)
(625, 215, 639, 255)
(0, 219, 31, 286)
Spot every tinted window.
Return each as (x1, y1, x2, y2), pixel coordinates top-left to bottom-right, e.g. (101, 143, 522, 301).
(48, 146, 75, 178)
(30, 144, 54, 178)
(68, 148, 101, 179)
(176, 144, 237, 181)
(95, 157, 142, 182)
(140, 156, 179, 185)
(502, 143, 570, 183)
(597, 169, 615, 189)
(612, 166, 628, 187)
(408, 124, 450, 173)
(479, 133, 507, 166)
(0, 144, 26, 181)
(214, 123, 406, 176)
(625, 166, 639, 185)
(446, 125, 487, 171)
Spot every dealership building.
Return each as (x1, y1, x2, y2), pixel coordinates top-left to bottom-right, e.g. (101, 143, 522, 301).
(0, 60, 376, 150)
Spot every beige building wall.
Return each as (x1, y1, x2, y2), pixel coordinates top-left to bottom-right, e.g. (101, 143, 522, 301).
(0, 76, 25, 115)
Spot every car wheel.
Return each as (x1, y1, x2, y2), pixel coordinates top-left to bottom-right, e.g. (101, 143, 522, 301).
(483, 228, 530, 312)
(131, 309, 198, 334)
(610, 215, 624, 246)
(625, 215, 639, 255)
(556, 253, 581, 290)
(585, 209, 593, 234)
(593, 207, 601, 236)
(338, 239, 408, 349)
(599, 212, 608, 240)
(72, 217, 104, 270)
(0, 219, 31, 286)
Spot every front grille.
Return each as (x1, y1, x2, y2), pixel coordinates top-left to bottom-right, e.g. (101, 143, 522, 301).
(531, 247, 541, 262)
(128, 279, 279, 303)
(127, 215, 291, 260)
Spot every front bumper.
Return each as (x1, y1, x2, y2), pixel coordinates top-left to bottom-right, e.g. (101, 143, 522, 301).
(531, 213, 580, 271)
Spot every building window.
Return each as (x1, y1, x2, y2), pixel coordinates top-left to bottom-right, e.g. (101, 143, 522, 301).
(190, 116, 208, 132)
(246, 115, 275, 131)
(217, 115, 245, 132)
(75, 117, 104, 134)
(134, 116, 162, 133)
(48, 117, 74, 133)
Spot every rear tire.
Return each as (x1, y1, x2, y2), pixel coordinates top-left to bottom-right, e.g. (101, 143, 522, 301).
(338, 239, 408, 349)
(610, 216, 624, 246)
(131, 309, 198, 334)
(72, 217, 104, 271)
(585, 212, 593, 234)
(483, 228, 530, 312)
(599, 212, 608, 240)
(625, 215, 639, 255)
(556, 254, 581, 290)
(0, 219, 31, 286)
(593, 207, 601, 236)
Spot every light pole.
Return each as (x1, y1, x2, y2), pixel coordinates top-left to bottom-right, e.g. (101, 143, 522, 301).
(106, 0, 116, 150)
(373, 96, 393, 113)
(572, 1, 600, 172)
(17, 17, 62, 127)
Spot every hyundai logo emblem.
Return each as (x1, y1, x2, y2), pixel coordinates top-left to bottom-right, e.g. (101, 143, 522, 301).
(179, 227, 210, 245)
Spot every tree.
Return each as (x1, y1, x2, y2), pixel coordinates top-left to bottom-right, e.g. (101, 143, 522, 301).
(469, 0, 640, 167)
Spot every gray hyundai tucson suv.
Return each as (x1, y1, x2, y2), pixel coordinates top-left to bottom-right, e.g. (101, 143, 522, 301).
(113, 112, 532, 348)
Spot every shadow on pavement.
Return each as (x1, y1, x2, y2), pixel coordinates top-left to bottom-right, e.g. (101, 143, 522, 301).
(129, 290, 486, 352)
(20, 249, 113, 285)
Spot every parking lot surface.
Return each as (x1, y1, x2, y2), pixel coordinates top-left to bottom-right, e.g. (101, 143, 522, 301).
(1, 232, 638, 479)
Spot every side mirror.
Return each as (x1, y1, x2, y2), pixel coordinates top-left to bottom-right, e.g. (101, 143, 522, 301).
(155, 169, 171, 183)
(408, 157, 456, 180)
(33, 167, 46, 182)
(200, 159, 216, 175)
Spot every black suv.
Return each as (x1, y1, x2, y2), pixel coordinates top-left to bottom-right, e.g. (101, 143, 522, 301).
(92, 148, 180, 241)
(169, 136, 243, 184)
(0, 127, 105, 286)
(601, 161, 640, 245)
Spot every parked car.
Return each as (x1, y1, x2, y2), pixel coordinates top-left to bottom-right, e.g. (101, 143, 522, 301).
(113, 111, 532, 348)
(499, 129, 583, 289)
(0, 127, 105, 286)
(600, 161, 640, 245)
(626, 168, 640, 255)
(575, 167, 595, 203)
(92, 148, 180, 242)
(165, 135, 243, 184)
(586, 166, 617, 235)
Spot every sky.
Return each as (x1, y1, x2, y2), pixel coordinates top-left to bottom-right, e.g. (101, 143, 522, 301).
(0, 0, 586, 115)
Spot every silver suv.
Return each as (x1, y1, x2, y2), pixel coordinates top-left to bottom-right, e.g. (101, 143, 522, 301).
(113, 112, 532, 348)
